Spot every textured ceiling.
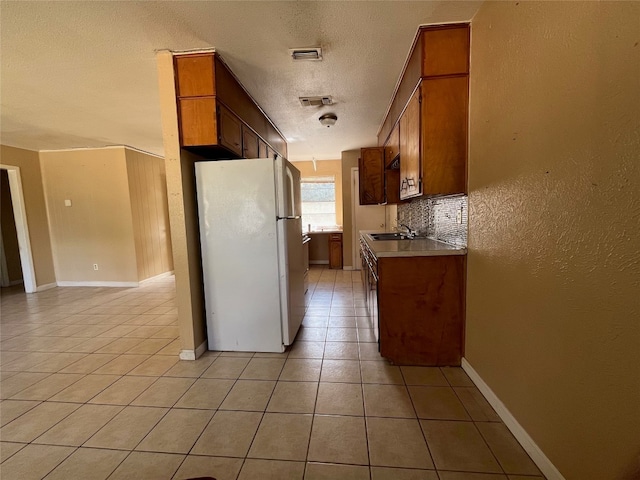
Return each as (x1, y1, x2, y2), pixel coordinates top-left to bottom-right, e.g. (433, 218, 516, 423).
(0, 1, 481, 161)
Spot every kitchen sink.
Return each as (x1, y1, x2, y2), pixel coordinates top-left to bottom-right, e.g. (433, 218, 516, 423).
(369, 233, 413, 241)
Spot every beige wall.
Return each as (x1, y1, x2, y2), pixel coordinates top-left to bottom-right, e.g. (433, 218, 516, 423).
(125, 149, 174, 281)
(0, 145, 56, 287)
(40, 147, 138, 283)
(292, 159, 344, 228)
(157, 50, 206, 355)
(0, 170, 23, 282)
(467, 2, 640, 479)
(341, 150, 359, 268)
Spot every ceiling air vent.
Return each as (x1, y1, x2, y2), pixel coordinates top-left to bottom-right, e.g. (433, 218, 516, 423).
(299, 96, 333, 107)
(289, 47, 322, 61)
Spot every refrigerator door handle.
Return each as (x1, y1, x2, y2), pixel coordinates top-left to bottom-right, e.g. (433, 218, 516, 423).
(277, 216, 300, 220)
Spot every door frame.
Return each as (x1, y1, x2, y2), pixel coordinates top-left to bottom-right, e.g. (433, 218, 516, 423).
(350, 167, 359, 269)
(0, 165, 37, 293)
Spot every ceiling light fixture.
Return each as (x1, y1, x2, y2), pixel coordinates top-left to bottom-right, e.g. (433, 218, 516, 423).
(319, 113, 337, 127)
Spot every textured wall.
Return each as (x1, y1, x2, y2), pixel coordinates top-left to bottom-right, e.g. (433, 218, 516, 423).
(125, 149, 173, 281)
(467, 2, 640, 479)
(398, 194, 467, 246)
(40, 147, 138, 283)
(0, 145, 56, 287)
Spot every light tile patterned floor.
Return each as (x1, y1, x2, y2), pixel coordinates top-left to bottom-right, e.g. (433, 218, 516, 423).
(0, 268, 545, 480)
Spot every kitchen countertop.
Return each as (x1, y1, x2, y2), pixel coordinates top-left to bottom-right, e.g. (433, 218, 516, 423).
(307, 228, 343, 234)
(361, 231, 467, 258)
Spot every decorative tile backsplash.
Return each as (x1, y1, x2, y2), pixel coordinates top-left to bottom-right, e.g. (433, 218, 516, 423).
(397, 194, 468, 247)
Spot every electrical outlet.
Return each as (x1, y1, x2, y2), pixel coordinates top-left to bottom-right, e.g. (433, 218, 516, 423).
(456, 207, 463, 224)
(93, 264, 99, 271)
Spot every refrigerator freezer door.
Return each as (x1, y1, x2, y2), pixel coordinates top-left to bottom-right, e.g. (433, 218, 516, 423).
(195, 159, 285, 352)
(277, 217, 305, 345)
(275, 156, 302, 218)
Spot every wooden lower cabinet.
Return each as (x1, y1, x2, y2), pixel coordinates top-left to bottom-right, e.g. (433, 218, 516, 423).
(329, 233, 343, 269)
(377, 254, 465, 366)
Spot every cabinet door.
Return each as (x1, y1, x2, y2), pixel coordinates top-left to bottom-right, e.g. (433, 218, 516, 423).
(422, 25, 470, 77)
(422, 76, 468, 194)
(266, 146, 275, 160)
(385, 169, 401, 205)
(384, 123, 400, 168)
(400, 87, 421, 200)
(217, 104, 243, 156)
(175, 55, 215, 97)
(359, 147, 385, 205)
(178, 97, 217, 146)
(258, 139, 268, 158)
(242, 125, 259, 159)
(329, 233, 343, 269)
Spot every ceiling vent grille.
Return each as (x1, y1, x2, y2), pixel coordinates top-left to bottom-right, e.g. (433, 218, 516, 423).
(289, 47, 323, 61)
(299, 96, 333, 107)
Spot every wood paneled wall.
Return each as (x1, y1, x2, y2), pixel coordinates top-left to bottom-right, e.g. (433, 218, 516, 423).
(125, 149, 173, 281)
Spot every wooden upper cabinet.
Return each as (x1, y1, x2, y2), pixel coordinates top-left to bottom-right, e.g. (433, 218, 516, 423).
(385, 169, 401, 205)
(266, 146, 275, 160)
(217, 104, 243, 156)
(422, 24, 470, 77)
(421, 76, 468, 194)
(242, 125, 259, 159)
(400, 87, 421, 200)
(359, 147, 385, 205)
(174, 52, 287, 158)
(384, 123, 400, 168)
(258, 139, 268, 158)
(178, 97, 217, 146)
(175, 55, 215, 97)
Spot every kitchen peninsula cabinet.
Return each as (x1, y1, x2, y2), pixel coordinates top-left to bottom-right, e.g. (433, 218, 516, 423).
(360, 233, 466, 366)
(174, 52, 287, 159)
(378, 254, 465, 366)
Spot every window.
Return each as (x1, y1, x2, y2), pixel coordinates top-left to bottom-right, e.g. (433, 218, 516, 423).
(301, 176, 336, 229)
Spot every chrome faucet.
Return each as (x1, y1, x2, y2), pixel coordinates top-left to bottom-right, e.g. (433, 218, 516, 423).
(398, 223, 416, 238)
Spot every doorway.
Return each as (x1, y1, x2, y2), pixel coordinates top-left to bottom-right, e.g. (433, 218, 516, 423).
(0, 165, 37, 293)
(351, 168, 386, 269)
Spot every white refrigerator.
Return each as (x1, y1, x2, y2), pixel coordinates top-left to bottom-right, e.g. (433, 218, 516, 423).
(195, 157, 305, 352)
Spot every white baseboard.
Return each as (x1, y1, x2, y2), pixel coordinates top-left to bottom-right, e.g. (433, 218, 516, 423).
(139, 270, 175, 284)
(461, 358, 565, 480)
(56, 281, 139, 288)
(36, 282, 57, 292)
(179, 340, 207, 361)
